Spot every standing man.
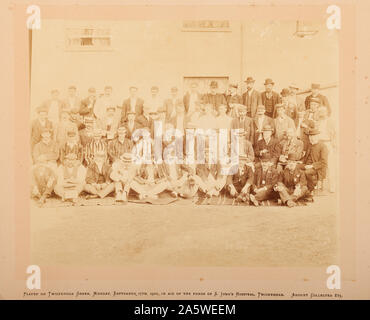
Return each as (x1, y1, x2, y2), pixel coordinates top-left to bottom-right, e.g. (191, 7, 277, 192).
(304, 83, 331, 116)
(41, 89, 64, 131)
(252, 105, 275, 145)
(202, 80, 227, 114)
(80, 87, 97, 119)
(63, 85, 81, 112)
(94, 86, 119, 122)
(288, 83, 305, 112)
(225, 83, 243, 117)
(84, 128, 108, 167)
(31, 106, 54, 150)
(303, 128, 328, 197)
(273, 104, 296, 140)
(231, 104, 254, 154)
(120, 86, 144, 124)
(146, 86, 162, 113)
(261, 78, 281, 118)
(242, 77, 262, 118)
(163, 86, 183, 122)
(183, 81, 202, 116)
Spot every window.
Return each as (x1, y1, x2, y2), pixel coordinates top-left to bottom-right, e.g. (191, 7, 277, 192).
(65, 27, 112, 51)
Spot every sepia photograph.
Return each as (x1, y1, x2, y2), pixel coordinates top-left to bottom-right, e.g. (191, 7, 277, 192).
(28, 17, 340, 268)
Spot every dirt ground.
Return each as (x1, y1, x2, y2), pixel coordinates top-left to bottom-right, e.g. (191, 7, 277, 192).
(30, 193, 338, 267)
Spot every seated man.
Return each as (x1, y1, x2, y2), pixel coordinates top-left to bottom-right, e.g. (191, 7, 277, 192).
(161, 159, 199, 199)
(277, 127, 304, 172)
(59, 127, 83, 164)
(84, 128, 108, 166)
(250, 153, 279, 206)
(274, 153, 309, 207)
(32, 128, 59, 171)
(54, 153, 86, 204)
(226, 154, 255, 204)
(110, 152, 137, 202)
(31, 163, 57, 206)
(194, 148, 227, 198)
(97, 105, 120, 141)
(130, 162, 169, 200)
(79, 117, 95, 147)
(84, 149, 115, 200)
(107, 126, 133, 163)
(303, 128, 328, 197)
(254, 124, 281, 165)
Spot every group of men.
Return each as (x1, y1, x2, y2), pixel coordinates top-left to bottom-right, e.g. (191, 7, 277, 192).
(31, 77, 336, 207)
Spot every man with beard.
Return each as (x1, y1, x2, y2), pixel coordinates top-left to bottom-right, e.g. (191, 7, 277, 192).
(261, 78, 281, 118)
(249, 153, 279, 206)
(252, 104, 275, 145)
(202, 80, 227, 114)
(226, 154, 255, 204)
(242, 76, 262, 118)
(225, 83, 243, 117)
(274, 153, 308, 207)
(304, 83, 331, 116)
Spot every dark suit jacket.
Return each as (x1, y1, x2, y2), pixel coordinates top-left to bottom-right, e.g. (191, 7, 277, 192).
(163, 97, 182, 121)
(278, 167, 307, 191)
(120, 97, 144, 123)
(254, 166, 279, 190)
(183, 92, 202, 113)
(227, 165, 254, 192)
(79, 97, 96, 117)
(252, 115, 275, 145)
(304, 93, 331, 116)
(254, 137, 282, 164)
(225, 94, 243, 113)
(242, 89, 262, 118)
(261, 91, 281, 118)
(231, 117, 254, 143)
(202, 93, 227, 113)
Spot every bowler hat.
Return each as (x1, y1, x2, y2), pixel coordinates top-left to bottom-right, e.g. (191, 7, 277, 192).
(287, 153, 300, 161)
(244, 77, 255, 83)
(264, 78, 274, 85)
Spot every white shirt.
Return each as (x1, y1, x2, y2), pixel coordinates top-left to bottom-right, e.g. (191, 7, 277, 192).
(49, 100, 59, 124)
(129, 97, 137, 113)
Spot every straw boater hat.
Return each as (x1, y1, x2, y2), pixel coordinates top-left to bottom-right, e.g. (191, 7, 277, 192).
(287, 153, 300, 162)
(307, 128, 321, 135)
(117, 126, 127, 134)
(257, 104, 266, 111)
(262, 124, 274, 132)
(120, 152, 133, 163)
(275, 103, 285, 111)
